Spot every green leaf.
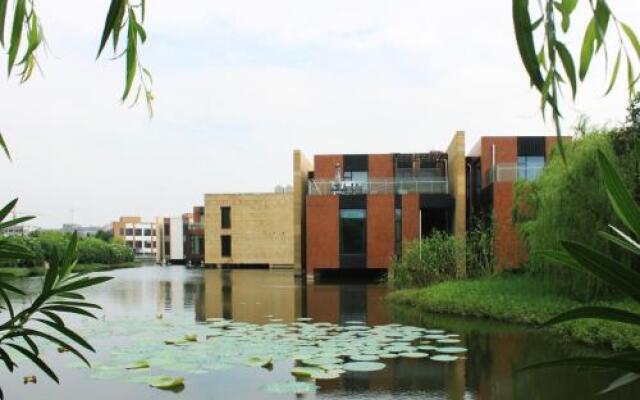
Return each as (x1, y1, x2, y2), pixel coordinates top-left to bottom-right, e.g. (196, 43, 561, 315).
(7, 0, 26, 76)
(555, 40, 577, 99)
(558, 0, 578, 33)
(600, 373, 640, 394)
(5, 343, 59, 383)
(111, 0, 126, 52)
(8, 329, 91, 367)
(135, 21, 146, 43)
(0, 132, 10, 161)
(0, 198, 17, 222)
(599, 230, 640, 256)
(627, 56, 637, 96)
(0, 348, 16, 372)
(621, 22, 640, 61)
(520, 357, 640, 374)
(543, 306, 640, 327)
(513, 0, 544, 91)
(0, 0, 7, 46)
(40, 304, 98, 319)
(0, 215, 35, 231)
(97, 0, 125, 57)
(0, 280, 25, 295)
(605, 49, 622, 95)
(34, 318, 95, 352)
(59, 232, 79, 279)
(539, 250, 583, 272)
(54, 276, 113, 294)
(0, 288, 14, 318)
(597, 150, 640, 237)
(122, 7, 137, 101)
(561, 240, 640, 302)
(579, 18, 597, 81)
(593, 0, 610, 49)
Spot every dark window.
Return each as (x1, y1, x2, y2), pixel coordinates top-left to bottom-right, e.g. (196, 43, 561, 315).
(340, 209, 366, 255)
(135, 241, 142, 248)
(221, 207, 231, 229)
(144, 242, 151, 248)
(164, 242, 170, 255)
(125, 228, 133, 236)
(221, 235, 232, 257)
(134, 229, 142, 236)
(144, 229, 151, 236)
(164, 223, 170, 235)
(395, 208, 402, 258)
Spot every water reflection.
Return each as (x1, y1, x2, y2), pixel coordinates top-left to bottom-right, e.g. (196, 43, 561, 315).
(8, 266, 640, 400)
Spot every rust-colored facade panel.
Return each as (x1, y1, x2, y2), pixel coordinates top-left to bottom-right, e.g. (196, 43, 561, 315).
(314, 155, 343, 180)
(368, 154, 394, 179)
(367, 195, 395, 269)
(306, 195, 339, 273)
(401, 194, 420, 254)
(493, 182, 526, 270)
(480, 137, 517, 187)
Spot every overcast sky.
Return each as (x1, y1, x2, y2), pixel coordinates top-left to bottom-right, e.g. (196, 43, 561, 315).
(1, 1, 638, 228)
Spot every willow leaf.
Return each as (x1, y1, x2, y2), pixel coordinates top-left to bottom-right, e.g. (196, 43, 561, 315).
(7, 0, 25, 75)
(579, 18, 597, 80)
(597, 150, 640, 237)
(0, 132, 10, 161)
(555, 40, 577, 99)
(513, 0, 544, 90)
(605, 49, 622, 95)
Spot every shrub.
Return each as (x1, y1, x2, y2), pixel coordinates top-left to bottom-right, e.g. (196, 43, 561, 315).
(514, 128, 639, 300)
(391, 231, 462, 288)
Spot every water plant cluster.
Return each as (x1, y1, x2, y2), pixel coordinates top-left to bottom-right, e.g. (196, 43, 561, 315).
(63, 315, 467, 394)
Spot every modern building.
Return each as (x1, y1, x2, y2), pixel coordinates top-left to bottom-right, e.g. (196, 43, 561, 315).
(203, 151, 310, 270)
(156, 217, 186, 264)
(305, 132, 466, 276)
(467, 135, 567, 270)
(112, 216, 158, 257)
(185, 207, 205, 265)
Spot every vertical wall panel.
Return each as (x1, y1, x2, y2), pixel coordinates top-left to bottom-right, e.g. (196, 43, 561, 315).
(367, 194, 395, 269)
(306, 195, 339, 273)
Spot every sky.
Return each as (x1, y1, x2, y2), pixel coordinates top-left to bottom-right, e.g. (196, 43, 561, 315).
(1, 1, 639, 228)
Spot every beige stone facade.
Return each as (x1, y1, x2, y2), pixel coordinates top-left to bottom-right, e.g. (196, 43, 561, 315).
(204, 193, 296, 268)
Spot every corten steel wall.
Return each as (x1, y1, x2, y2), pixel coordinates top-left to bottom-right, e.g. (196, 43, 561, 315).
(306, 195, 339, 273)
(368, 154, 394, 179)
(366, 194, 395, 269)
(314, 155, 343, 179)
(492, 182, 524, 270)
(401, 193, 420, 254)
(480, 137, 518, 186)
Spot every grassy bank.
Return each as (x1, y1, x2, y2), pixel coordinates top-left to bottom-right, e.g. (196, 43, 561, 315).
(0, 261, 142, 278)
(386, 275, 640, 351)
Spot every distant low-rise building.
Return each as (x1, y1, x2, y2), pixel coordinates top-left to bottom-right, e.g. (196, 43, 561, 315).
(61, 223, 101, 237)
(112, 216, 157, 257)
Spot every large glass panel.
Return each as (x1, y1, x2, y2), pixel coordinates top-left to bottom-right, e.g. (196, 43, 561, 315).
(340, 209, 366, 255)
(517, 156, 545, 181)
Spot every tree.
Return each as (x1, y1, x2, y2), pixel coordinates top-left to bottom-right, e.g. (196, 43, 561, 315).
(513, 0, 640, 159)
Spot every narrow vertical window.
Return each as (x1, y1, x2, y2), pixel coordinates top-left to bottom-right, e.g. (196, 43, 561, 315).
(221, 235, 232, 257)
(221, 206, 231, 229)
(395, 208, 402, 258)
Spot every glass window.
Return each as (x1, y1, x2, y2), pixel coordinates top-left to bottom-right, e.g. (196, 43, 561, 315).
(221, 207, 231, 229)
(517, 156, 545, 181)
(340, 209, 366, 255)
(343, 171, 368, 182)
(395, 208, 402, 258)
(221, 235, 232, 257)
(125, 228, 133, 236)
(144, 229, 151, 236)
(134, 229, 142, 236)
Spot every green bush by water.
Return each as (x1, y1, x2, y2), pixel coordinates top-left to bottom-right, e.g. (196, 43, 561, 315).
(514, 126, 639, 300)
(387, 274, 640, 351)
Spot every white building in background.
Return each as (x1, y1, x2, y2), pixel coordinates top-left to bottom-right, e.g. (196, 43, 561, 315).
(156, 216, 186, 264)
(2, 224, 40, 237)
(61, 224, 101, 237)
(112, 217, 157, 257)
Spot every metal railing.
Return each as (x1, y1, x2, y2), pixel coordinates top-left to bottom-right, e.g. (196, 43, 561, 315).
(308, 178, 449, 195)
(486, 163, 544, 184)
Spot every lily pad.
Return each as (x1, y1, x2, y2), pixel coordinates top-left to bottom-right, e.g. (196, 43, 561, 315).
(246, 356, 273, 368)
(431, 354, 458, 362)
(149, 376, 185, 390)
(350, 354, 379, 362)
(125, 360, 150, 370)
(379, 353, 399, 359)
(310, 370, 341, 380)
(342, 362, 386, 372)
(435, 347, 468, 354)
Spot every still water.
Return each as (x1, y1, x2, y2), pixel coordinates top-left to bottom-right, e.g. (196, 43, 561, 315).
(3, 265, 640, 399)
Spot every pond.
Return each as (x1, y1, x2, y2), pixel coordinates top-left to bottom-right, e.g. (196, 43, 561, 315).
(2, 265, 639, 399)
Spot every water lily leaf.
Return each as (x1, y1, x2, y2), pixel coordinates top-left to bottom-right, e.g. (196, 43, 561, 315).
(183, 334, 197, 342)
(246, 356, 273, 368)
(431, 354, 458, 362)
(310, 369, 341, 380)
(125, 360, 150, 370)
(435, 347, 468, 354)
(342, 362, 386, 372)
(436, 339, 461, 344)
(291, 366, 322, 378)
(418, 345, 438, 351)
(149, 376, 185, 390)
(350, 354, 380, 362)
(260, 381, 317, 394)
(303, 357, 343, 366)
(379, 353, 399, 359)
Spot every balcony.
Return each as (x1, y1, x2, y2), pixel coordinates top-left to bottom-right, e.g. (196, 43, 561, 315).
(486, 163, 544, 184)
(308, 178, 449, 196)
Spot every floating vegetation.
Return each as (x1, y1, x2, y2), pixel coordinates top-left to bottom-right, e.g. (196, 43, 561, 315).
(58, 315, 466, 394)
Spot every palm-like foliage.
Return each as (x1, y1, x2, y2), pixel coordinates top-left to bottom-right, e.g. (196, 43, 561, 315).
(0, 133, 112, 399)
(522, 147, 640, 393)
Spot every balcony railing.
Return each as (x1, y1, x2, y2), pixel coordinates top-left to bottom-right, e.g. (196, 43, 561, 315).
(308, 178, 449, 196)
(486, 163, 544, 184)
